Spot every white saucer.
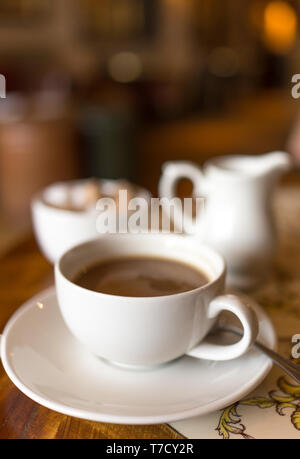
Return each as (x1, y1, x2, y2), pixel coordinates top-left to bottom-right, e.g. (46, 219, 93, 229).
(0, 287, 276, 425)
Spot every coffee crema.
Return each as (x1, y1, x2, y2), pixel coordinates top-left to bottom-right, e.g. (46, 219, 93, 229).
(73, 256, 209, 297)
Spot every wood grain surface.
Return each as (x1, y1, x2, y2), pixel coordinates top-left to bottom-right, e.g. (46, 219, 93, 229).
(0, 237, 184, 439)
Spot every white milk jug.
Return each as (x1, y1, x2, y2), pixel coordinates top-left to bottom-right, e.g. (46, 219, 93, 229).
(159, 152, 292, 289)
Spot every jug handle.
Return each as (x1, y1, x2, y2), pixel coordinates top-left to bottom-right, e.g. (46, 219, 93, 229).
(158, 161, 206, 234)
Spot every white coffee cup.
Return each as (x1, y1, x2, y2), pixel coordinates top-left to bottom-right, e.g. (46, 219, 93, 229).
(55, 234, 259, 367)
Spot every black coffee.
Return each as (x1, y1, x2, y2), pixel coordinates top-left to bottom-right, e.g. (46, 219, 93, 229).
(73, 256, 209, 297)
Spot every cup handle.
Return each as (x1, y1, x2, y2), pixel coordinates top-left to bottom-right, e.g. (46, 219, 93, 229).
(187, 294, 259, 361)
(158, 161, 205, 233)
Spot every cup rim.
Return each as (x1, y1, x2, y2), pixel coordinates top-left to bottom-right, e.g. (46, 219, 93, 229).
(32, 178, 151, 217)
(56, 234, 226, 301)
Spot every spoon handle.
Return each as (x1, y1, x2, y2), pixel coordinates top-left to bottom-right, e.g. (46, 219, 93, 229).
(253, 340, 300, 385)
(220, 324, 300, 385)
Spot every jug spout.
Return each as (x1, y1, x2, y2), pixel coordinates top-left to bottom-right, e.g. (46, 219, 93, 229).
(261, 151, 292, 176)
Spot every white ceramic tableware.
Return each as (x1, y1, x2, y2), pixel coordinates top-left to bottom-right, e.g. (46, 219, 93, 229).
(159, 152, 292, 289)
(31, 179, 151, 264)
(0, 287, 276, 424)
(55, 234, 259, 366)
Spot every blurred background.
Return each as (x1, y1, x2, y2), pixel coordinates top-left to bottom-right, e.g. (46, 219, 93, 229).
(0, 0, 300, 248)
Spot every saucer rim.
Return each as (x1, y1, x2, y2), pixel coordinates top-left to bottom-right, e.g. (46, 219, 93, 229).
(0, 287, 276, 425)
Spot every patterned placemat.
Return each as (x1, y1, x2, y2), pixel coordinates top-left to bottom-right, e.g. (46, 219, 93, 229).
(171, 186, 300, 439)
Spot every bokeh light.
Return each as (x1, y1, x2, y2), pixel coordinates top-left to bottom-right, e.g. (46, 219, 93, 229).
(263, 1, 297, 54)
(108, 52, 143, 83)
(208, 47, 239, 78)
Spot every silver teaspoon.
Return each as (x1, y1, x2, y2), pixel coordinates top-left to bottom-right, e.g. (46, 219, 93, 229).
(216, 323, 300, 385)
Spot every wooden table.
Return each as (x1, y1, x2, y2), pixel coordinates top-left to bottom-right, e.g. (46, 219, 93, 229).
(0, 236, 184, 439)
